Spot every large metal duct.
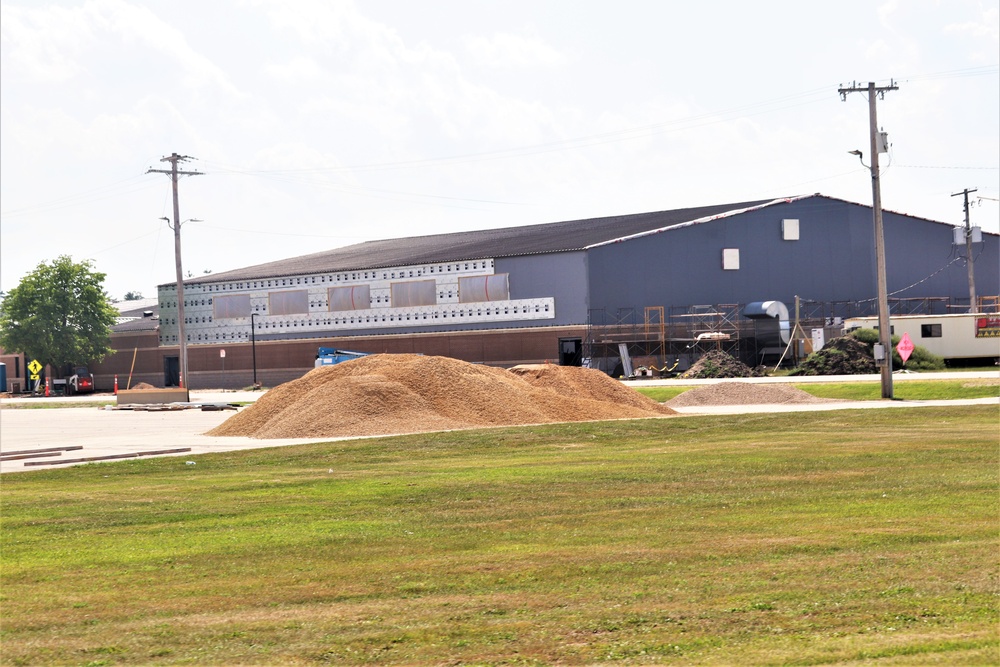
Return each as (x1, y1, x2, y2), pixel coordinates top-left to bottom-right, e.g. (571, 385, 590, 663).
(743, 301, 791, 346)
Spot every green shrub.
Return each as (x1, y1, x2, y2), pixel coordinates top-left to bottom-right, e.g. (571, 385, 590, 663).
(847, 327, 945, 371)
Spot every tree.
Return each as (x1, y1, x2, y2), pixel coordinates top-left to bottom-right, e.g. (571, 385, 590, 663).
(0, 256, 118, 368)
(123, 291, 144, 301)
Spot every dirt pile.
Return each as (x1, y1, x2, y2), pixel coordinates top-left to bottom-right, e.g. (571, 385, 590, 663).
(508, 364, 670, 412)
(679, 350, 764, 379)
(209, 355, 675, 439)
(666, 381, 838, 407)
(791, 336, 876, 376)
(129, 382, 157, 390)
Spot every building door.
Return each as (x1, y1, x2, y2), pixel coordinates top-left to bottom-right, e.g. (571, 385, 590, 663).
(163, 356, 180, 387)
(558, 338, 583, 366)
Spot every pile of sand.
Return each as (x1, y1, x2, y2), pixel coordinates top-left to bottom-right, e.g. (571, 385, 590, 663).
(209, 355, 675, 439)
(666, 381, 838, 407)
(129, 382, 157, 390)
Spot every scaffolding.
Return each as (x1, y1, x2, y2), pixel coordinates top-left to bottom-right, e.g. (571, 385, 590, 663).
(585, 303, 743, 376)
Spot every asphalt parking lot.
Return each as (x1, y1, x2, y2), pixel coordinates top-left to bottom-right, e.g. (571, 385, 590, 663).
(1, 371, 996, 474)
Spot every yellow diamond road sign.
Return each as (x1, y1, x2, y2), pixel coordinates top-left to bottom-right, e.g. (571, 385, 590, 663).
(28, 359, 42, 375)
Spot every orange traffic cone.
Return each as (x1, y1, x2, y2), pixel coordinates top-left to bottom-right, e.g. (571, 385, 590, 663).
(114, 375, 118, 395)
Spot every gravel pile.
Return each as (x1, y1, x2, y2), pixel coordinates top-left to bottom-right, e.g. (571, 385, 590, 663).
(209, 355, 675, 439)
(666, 381, 838, 407)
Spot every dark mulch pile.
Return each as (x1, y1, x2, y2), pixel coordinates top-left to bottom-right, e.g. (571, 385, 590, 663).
(790, 336, 876, 375)
(679, 350, 765, 379)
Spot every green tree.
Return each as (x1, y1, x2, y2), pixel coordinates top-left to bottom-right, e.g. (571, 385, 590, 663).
(0, 256, 118, 368)
(123, 291, 144, 301)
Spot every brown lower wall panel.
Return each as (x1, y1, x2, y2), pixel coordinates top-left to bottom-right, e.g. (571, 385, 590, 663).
(91, 326, 587, 390)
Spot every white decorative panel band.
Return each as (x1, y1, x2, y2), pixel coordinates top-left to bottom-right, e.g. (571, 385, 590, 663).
(158, 295, 555, 344)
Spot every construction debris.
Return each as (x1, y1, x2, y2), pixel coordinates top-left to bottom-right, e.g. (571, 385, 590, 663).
(23, 448, 193, 467)
(109, 403, 239, 412)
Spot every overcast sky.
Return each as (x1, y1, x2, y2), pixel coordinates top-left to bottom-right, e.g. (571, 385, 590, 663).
(2, 0, 998, 300)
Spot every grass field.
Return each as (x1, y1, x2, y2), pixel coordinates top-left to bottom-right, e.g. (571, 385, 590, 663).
(635, 379, 1000, 403)
(1, 406, 998, 665)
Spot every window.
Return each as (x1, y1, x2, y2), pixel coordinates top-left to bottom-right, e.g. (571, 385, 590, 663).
(213, 294, 251, 319)
(329, 285, 371, 311)
(459, 274, 510, 303)
(921, 323, 942, 338)
(268, 290, 309, 316)
(391, 280, 436, 307)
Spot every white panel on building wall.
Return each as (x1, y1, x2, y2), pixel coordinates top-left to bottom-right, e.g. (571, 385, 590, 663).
(459, 273, 510, 302)
(391, 280, 436, 307)
(329, 285, 370, 311)
(269, 290, 309, 316)
(722, 248, 740, 270)
(213, 294, 251, 319)
(782, 219, 799, 240)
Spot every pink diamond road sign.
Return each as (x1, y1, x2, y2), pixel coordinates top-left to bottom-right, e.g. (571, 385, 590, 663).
(896, 332, 915, 363)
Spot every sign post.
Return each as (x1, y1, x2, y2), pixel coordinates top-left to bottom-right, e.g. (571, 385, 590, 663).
(27, 359, 42, 393)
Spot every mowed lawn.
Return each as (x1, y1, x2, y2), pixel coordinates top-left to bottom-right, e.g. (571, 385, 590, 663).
(1, 407, 997, 666)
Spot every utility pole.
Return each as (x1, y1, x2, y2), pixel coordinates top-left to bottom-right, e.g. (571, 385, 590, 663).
(147, 153, 202, 391)
(839, 80, 898, 399)
(951, 188, 978, 313)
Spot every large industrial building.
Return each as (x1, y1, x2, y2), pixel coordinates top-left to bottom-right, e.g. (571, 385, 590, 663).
(85, 193, 998, 390)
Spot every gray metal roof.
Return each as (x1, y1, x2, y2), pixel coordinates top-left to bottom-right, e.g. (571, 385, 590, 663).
(169, 197, 778, 287)
(113, 299, 160, 333)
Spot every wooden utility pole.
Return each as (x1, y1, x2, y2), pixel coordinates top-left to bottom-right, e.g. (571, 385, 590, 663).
(147, 153, 202, 390)
(839, 80, 898, 399)
(952, 188, 978, 313)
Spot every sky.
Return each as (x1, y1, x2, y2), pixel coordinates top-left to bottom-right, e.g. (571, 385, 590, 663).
(1, 0, 998, 301)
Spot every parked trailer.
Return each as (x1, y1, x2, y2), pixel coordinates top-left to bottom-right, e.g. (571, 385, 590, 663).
(844, 313, 1000, 361)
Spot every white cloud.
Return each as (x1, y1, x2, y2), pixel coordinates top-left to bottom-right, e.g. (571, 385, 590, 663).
(263, 56, 328, 82)
(1, 0, 242, 96)
(463, 27, 569, 69)
(944, 7, 1000, 41)
(0, 3, 91, 82)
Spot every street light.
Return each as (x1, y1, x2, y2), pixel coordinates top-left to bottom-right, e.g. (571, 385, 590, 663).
(250, 311, 259, 389)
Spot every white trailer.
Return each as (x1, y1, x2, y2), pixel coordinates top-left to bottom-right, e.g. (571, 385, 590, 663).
(844, 313, 1000, 361)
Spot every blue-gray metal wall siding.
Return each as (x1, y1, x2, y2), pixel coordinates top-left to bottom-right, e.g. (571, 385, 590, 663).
(496, 251, 589, 324)
(586, 198, 998, 315)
